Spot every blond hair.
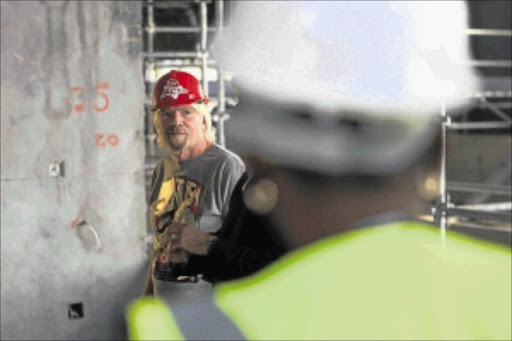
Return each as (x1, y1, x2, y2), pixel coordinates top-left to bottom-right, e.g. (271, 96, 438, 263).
(153, 103, 216, 152)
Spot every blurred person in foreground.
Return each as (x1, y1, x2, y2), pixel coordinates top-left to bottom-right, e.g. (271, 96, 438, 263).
(142, 70, 284, 301)
(130, 2, 511, 340)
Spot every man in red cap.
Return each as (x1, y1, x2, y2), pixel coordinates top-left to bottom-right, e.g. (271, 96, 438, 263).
(142, 70, 284, 301)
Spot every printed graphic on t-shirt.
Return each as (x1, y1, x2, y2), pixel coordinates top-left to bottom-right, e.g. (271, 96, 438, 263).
(151, 175, 203, 278)
(152, 176, 202, 252)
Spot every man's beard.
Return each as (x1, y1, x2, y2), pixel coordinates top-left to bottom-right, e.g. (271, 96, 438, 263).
(165, 127, 187, 151)
(168, 135, 187, 151)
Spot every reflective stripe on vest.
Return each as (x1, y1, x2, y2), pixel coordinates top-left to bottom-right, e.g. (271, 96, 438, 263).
(127, 296, 246, 340)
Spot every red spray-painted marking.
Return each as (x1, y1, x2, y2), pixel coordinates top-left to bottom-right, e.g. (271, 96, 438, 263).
(94, 82, 110, 112)
(72, 82, 110, 113)
(95, 133, 107, 147)
(107, 134, 119, 146)
(71, 214, 82, 228)
(96, 133, 119, 147)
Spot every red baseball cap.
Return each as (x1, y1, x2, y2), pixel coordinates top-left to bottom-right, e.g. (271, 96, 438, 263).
(152, 70, 209, 110)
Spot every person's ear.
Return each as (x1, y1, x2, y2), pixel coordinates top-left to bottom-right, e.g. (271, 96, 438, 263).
(243, 178, 279, 215)
(414, 131, 442, 202)
(242, 157, 280, 215)
(415, 166, 440, 202)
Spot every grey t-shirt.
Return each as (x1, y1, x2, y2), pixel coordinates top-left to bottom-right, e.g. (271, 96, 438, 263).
(149, 144, 246, 264)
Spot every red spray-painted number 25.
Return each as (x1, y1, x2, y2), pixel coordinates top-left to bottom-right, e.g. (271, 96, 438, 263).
(72, 82, 110, 113)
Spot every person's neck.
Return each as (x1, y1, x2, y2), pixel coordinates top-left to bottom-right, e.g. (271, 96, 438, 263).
(282, 181, 426, 250)
(173, 139, 212, 162)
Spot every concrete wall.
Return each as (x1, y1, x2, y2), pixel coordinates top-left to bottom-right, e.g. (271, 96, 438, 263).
(1, 1, 146, 339)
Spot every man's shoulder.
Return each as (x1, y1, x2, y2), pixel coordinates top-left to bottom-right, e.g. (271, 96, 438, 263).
(209, 144, 246, 171)
(155, 155, 179, 169)
(151, 156, 181, 185)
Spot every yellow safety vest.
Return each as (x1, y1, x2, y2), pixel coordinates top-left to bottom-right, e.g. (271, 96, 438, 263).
(127, 222, 512, 340)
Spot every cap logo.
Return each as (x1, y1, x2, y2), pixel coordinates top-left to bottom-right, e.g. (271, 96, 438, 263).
(161, 78, 188, 100)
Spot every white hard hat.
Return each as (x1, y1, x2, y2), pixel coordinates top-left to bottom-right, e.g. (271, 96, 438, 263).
(213, 1, 481, 176)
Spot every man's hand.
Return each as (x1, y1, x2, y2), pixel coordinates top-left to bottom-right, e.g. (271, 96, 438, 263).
(159, 247, 189, 264)
(166, 222, 216, 256)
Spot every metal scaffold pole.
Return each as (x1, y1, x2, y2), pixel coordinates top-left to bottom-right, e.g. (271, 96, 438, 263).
(199, 0, 208, 97)
(146, 0, 157, 156)
(216, 0, 226, 147)
(439, 102, 449, 245)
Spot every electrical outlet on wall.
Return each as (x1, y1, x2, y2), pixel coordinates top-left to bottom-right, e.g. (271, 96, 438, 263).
(68, 302, 84, 320)
(49, 161, 65, 177)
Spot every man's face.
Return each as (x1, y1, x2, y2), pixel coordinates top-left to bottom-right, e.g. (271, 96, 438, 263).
(160, 105, 206, 151)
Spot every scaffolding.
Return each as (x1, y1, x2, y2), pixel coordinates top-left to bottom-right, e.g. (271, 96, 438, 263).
(434, 25, 512, 237)
(435, 91, 512, 235)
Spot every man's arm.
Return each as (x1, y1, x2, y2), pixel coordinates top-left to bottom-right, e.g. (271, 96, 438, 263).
(166, 172, 287, 282)
(166, 222, 217, 256)
(162, 171, 250, 262)
(205, 206, 286, 282)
